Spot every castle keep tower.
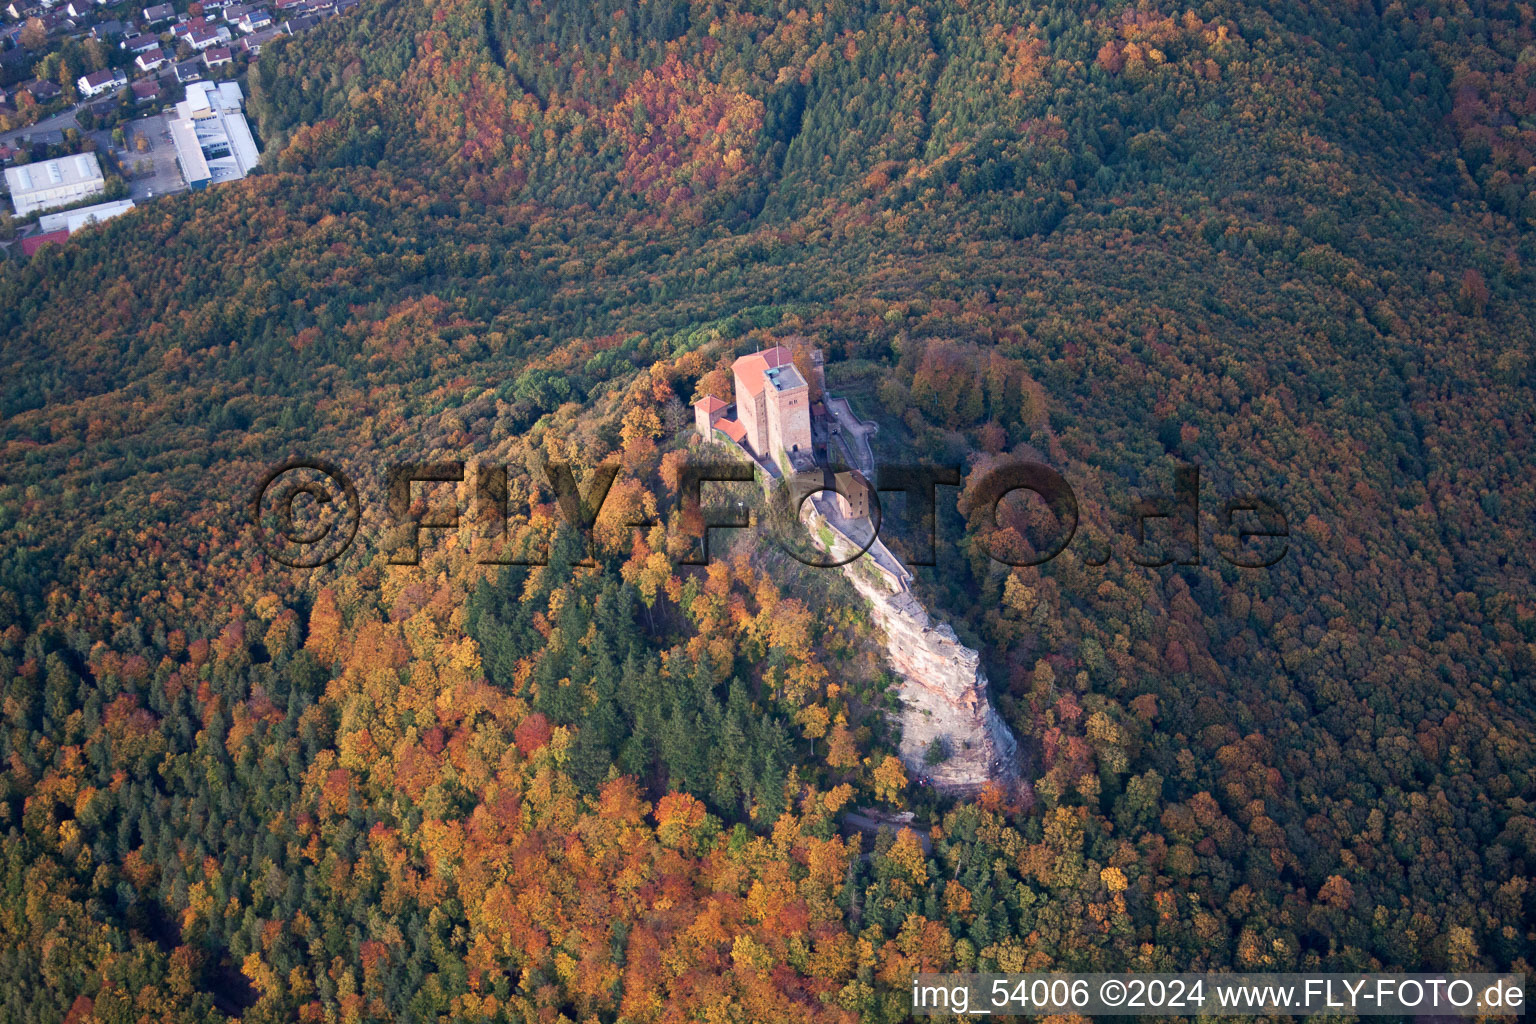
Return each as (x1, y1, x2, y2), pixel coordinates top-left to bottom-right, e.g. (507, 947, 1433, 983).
(762, 362, 812, 464)
(694, 345, 814, 472)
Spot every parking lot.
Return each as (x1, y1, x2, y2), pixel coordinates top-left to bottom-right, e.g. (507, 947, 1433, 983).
(118, 113, 188, 201)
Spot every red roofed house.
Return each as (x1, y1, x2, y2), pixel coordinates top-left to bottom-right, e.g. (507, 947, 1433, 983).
(21, 228, 69, 256)
(77, 67, 126, 97)
(178, 19, 230, 48)
(692, 394, 727, 439)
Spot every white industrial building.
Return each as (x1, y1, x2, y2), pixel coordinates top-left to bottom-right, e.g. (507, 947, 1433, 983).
(168, 82, 260, 189)
(38, 198, 135, 233)
(5, 154, 106, 216)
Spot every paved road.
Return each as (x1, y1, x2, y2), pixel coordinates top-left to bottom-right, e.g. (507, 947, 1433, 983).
(0, 108, 81, 153)
(824, 395, 877, 476)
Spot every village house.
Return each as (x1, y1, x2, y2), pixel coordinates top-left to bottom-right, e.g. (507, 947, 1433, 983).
(133, 46, 165, 70)
(202, 44, 230, 66)
(76, 66, 125, 96)
(0, 47, 30, 79)
(235, 25, 278, 53)
(141, 2, 174, 22)
(24, 79, 62, 101)
(175, 18, 228, 48)
(235, 7, 269, 30)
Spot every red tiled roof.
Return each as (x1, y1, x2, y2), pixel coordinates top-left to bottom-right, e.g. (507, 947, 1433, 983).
(716, 418, 746, 443)
(21, 229, 69, 256)
(730, 345, 793, 398)
(693, 394, 727, 413)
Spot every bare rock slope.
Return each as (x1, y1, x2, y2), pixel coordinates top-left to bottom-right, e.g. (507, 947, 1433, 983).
(802, 496, 1021, 795)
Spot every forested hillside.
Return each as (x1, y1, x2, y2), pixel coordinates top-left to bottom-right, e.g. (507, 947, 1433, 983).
(1, 0, 1533, 1020)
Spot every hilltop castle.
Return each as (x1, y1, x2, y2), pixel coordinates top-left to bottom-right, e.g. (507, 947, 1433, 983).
(693, 345, 815, 474)
(693, 343, 1020, 796)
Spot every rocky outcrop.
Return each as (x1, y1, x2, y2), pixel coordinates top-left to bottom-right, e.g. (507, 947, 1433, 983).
(801, 496, 1021, 796)
(841, 564, 1020, 794)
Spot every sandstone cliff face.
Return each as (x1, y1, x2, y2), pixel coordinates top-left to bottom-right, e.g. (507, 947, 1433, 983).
(839, 567, 1021, 794)
(800, 497, 1021, 795)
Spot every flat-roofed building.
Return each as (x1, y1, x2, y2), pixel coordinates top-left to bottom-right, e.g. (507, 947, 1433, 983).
(38, 197, 133, 233)
(168, 80, 258, 189)
(761, 361, 812, 467)
(5, 153, 105, 215)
